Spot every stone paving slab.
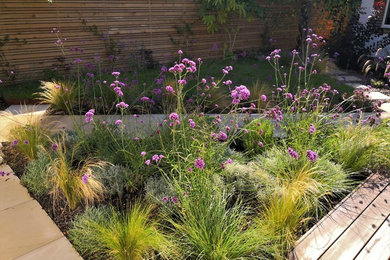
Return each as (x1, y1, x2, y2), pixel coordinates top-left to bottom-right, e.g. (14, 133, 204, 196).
(15, 237, 83, 260)
(0, 200, 64, 260)
(380, 103, 390, 113)
(367, 92, 390, 101)
(0, 163, 82, 260)
(336, 75, 362, 82)
(0, 165, 32, 211)
(348, 83, 369, 89)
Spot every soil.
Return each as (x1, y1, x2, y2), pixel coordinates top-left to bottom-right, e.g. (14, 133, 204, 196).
(0, 96, 9, 111)
(2, 143, 28, 178)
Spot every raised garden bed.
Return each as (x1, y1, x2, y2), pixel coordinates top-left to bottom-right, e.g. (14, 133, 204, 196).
(1, 35, 390, 259)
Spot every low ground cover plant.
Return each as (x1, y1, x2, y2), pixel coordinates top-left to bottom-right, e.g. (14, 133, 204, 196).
(4, 29, 390, 259)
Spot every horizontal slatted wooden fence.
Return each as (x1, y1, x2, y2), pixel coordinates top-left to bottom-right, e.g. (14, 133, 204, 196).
(0, 0, 304, 83)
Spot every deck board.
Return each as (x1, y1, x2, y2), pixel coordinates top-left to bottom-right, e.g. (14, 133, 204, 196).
(354, 215, 390, 260)
(291, 172, 390, 260)
(320, 185, 390, 259)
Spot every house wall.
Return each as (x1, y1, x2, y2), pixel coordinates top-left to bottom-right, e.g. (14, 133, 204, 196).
(360, 0, 390, 55)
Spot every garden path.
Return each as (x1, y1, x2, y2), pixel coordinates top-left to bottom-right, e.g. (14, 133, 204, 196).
(0, 161, 82, 260)
(325, 63, 390, 117)
(291, 172, 390, 260)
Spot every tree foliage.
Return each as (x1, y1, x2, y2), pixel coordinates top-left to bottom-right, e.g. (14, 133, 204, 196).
(197, 0, 264, 33)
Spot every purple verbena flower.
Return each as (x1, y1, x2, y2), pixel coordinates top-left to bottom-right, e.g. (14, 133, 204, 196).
(165, 85, 175, 93)
(309, 124, 316, 134)
(81, 174, 90, 184)
(194, 157, 205, 170)
(188, 119, 196, 128)
(306, 150, 318, 162)
(52, 143, 58, 151)
(219, 131, 228, 141)
(84, 109, 95, 123)
(169, 113, 179, 121)
(288, 147, 299, 160)
(231, 85, 250, 103)
(152, 154, 160, 162)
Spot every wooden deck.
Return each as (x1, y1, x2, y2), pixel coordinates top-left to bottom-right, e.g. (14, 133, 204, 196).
(291, 172, 390, 260)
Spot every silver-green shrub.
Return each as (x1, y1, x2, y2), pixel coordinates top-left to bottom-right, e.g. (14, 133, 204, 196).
(21, 150, 51, 197)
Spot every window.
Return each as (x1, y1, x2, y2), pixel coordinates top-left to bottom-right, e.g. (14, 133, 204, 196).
(380, 0, 390, 27)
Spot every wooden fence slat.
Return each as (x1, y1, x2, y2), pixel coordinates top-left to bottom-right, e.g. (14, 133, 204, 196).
(0, 0, 333, 83)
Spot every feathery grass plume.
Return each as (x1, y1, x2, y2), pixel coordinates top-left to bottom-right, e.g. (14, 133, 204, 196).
(69, 204, 172, 260)
(371, 119, 390, 169)
(253, 147, 352, 258)
(255, 186, 310, 259)
(250, 80, 270, 111)
(48, 134, 105, 210)
(325, 123, 384, 172)
(203, 85, 231, 112)
(37, 80, 77, 113)
(7, 114, 48, 160)
(256, 146, 352, 215)
(170, 176, 269, 259)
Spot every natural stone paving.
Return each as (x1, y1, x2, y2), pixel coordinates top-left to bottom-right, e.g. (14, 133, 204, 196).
(348, 83, 368, 89)
(367, 92, 390, 101)
(0, 164, 82, 260)
(335, 75, 362, 82)
(325, 65, 390, 115)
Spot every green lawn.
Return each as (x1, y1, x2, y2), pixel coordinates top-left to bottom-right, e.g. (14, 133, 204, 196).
(0, 58, 354, 104)
(0, 81, 42, 100)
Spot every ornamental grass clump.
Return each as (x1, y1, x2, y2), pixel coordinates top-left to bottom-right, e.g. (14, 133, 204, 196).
(255, 187, 310, 259)
(69, 204, 172, 260)
(242, 117, 275, 155)
(38, 80, 78, 113)
(256, 146, 352, 213)
(8, 118, 48, 160)
(48, 135, 105, 210)
(325, 122, 386, 172)
(252, 146, 352, 258)
(170, 176, 271, 259)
